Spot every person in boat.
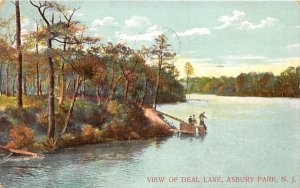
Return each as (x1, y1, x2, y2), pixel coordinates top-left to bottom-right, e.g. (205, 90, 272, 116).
(188, 116, 193, 124)
(199, 112, 207, 130)
(192, 115, 197, 125)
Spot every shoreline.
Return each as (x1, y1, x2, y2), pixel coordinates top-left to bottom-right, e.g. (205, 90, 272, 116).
(0, 106, 174, 157)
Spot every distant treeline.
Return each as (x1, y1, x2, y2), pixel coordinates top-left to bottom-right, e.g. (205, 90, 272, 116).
(181, 66, 300, 97)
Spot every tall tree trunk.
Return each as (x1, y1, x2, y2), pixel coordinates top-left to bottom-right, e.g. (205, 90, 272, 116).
(96, 85, 100, 103)
(23, 73, 27, 95)
(140, 77, 148, 105)
(124, 79, 129, 100)
(35, 23, 40, 96)
(59, 64, 65, 105)
(153, 62, 162, 109)
(5, 64, 9, 96)
(81, 80, 85, 98)
(61, 76, 82, 134)
(0, 64, 2, 95)
(12, 75, 15, 97)
(39, 78, 42, 95)
(47, 35, 55, 139)
(108, 62, 116, 100)
(36, 62, 40, 95)
(15, 0, 23, 108)
(65, 79, 71, 95)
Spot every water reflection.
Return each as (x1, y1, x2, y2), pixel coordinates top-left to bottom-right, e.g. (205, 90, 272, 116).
(178, 133, 207, 142)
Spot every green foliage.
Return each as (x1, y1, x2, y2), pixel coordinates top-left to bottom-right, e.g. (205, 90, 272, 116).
(4, 106, 37, 125)
(58, 132, 81, 147)
(185, 66, 300, 98)
(72, 99, 107, 126)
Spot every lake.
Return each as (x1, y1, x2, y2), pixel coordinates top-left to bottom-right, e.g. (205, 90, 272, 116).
(1, 94, 299, 188)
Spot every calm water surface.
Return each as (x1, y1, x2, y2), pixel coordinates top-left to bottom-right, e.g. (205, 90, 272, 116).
(1, 94, 300, 188)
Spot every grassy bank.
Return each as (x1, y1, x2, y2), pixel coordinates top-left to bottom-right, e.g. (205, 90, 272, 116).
(0, 95, 172, 153)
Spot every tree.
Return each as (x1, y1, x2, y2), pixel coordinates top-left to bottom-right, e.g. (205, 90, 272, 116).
(15, 0, 23, 107)
(279, 67, 298, 97)
(151, 34, 175, 109)
(58, 8, 78, 105)
(61, 52, 97, 134)
(184, 62, 194, 94)
(30, 1, 81, 139)
(0, 16, 16, 97)
(30, 1, 58, 139)
(102, 42, 123, 102)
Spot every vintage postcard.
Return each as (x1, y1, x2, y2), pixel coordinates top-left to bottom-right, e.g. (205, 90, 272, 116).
(0, 0, 299, 187)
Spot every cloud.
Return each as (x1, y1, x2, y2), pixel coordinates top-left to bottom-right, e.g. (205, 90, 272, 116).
(214, 10, 278, 31)
(92, 17, 118, 27)
(238, 17, 278, 30)
(175, 28, 211, 37)
(116, 29, 162, 42)
(225, 55, 266, 60)
(124, 16, 151, 28)
(214, 10, 245, 29)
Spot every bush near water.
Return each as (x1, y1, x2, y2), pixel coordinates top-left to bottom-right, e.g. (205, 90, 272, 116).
(0, 95, 175, 152)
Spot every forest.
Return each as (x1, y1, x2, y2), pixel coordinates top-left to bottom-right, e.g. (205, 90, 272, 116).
(0, 1, 185, 152)
(182, 66, 300, 97)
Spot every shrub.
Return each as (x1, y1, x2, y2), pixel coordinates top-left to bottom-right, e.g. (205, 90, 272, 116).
(82, 124, 103, 143)
(36, 109, 48, 128)
(61, 133, 76, 142)
(73, 102, 106, 126)
(103, 121, 129, 140)
(142, 123, 172, 139)
(58, 132, 82, 147)
(37, 137, 57, 151)
(4, 106, 37, 125)
(106, 100, 127, 119)
(126, 104, 148, 135)
(129, 131, 140, 140)
(23, 95, 47, 109)
(5, 125, 35, 150)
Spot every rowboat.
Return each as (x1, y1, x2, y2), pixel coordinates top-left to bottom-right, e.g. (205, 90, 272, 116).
(156, 110, 206, 136)
(179, 123, 196, 134)
(179, 123, 206, 135)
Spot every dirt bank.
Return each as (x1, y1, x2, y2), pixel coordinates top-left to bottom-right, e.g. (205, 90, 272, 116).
(143, 108, 171, 128)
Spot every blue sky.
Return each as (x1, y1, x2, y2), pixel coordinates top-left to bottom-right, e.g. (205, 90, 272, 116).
(0, 0, 299, 77)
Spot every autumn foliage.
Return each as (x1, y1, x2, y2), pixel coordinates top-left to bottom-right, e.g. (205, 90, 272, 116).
(82, 124, 103, 143)
(5, 125, 35, 150)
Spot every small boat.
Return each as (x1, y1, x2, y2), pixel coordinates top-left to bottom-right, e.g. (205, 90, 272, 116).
(179, 123, 196, 134)
(179, 123, 206, 135)
(156, 110, 206, 136)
